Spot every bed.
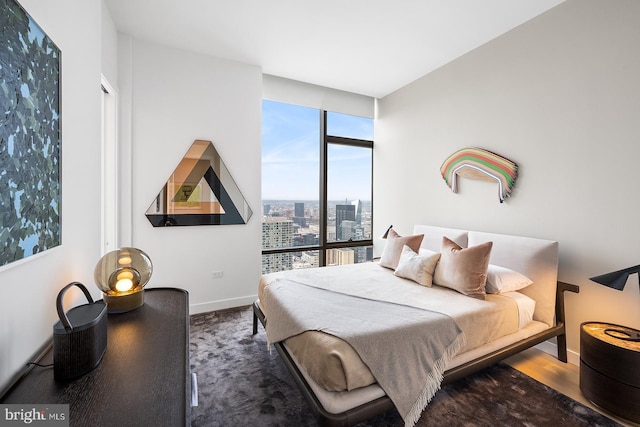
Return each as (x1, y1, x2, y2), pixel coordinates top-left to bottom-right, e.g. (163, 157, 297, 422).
(252, 225, 579, 426)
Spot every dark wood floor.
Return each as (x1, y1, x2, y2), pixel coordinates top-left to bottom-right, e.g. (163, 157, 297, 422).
(504, 347, 638, 427)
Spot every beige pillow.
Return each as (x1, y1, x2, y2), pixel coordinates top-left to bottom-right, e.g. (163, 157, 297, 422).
(379, 229, 424, 269)
(433, 236, 493, 300)
(394, 245, 441, 287)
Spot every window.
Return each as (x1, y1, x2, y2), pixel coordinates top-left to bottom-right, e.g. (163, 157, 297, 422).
(261, 100, 373, 274)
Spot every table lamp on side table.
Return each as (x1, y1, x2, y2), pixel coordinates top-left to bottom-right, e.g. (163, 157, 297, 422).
(94, 247, 153, 313)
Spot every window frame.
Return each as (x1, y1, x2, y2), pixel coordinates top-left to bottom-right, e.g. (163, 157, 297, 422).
(261, 107, 374, 269)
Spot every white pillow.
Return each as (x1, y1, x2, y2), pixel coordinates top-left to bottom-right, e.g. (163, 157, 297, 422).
(485, 264, 533, 294)
(394, 245, 441, 287)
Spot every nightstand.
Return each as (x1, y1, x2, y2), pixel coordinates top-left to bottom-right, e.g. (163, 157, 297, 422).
(580, 322, 640, 423)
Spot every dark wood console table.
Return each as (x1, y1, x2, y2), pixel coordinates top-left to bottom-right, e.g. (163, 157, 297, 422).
(1, 288, 192, 426)
(580, 321, 640, 423)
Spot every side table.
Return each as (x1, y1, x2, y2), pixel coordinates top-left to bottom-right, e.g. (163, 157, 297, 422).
(1, 288, 193, 426)
(580, 321, 640, 423)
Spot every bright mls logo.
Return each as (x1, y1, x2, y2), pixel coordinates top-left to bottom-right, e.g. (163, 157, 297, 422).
(0, 405, 68, 426)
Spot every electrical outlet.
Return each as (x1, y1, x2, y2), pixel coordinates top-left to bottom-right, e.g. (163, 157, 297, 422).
(212, 271, 223, 279)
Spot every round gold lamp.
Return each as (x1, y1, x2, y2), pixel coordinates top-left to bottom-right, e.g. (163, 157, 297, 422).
(94, 247, 153, 313)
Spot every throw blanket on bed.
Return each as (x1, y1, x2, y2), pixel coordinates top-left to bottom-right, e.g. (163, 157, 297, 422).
(263, 279, 465, 427)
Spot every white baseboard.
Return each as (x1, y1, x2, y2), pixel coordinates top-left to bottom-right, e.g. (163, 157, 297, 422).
(189, 295, 257, 315)
(535, 340, 580, 366)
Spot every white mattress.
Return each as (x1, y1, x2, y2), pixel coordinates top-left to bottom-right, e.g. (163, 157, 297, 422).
(287, 320, 550, 415)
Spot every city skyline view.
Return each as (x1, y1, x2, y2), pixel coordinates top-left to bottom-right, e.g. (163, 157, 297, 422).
(261, 199, 373, 273)
(261, 100, 374, 273)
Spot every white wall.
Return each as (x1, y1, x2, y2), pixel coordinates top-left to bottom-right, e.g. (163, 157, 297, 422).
(375, 0, 640, 362)
(119, 38, 262, 314)
(100, 1, 118, 89)
(0, 0, 104, 390)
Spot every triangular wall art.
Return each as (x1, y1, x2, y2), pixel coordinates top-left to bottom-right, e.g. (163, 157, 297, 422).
(145, 140, 253, 226)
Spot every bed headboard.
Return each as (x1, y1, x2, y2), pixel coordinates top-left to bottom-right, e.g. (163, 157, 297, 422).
(413, 225, 559, 327)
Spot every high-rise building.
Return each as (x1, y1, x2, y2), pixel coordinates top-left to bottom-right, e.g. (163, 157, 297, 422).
(263, 204, 271, 216)
(299, 250, 319, 268)
(335, 204, 356, 241)
(293, 202, 307, 227)
(326, 248, 355, 266)
(353, 246, 372, 264)
(340, 220, 357, 241)
(261, 217, 294, 273)
(351, 199, 362, 224)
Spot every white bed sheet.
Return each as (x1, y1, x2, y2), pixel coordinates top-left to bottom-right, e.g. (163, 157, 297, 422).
(502, 291, 536, 329)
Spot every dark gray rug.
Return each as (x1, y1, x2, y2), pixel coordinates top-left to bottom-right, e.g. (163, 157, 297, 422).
(190, 306, 621, 427)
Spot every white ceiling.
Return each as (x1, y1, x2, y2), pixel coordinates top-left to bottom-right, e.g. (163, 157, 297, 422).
(104, 0, 564, 98)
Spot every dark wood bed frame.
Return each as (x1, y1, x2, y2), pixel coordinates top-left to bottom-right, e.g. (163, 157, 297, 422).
(252, 281, 579, 427)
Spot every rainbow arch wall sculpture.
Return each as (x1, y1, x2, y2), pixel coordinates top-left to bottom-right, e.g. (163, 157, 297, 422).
(440, 147, 518, 203)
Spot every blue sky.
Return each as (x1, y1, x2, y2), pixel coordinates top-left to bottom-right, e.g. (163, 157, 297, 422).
(261, 100, 373, 201)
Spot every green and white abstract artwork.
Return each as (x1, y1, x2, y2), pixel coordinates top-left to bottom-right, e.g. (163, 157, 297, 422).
(1, 0, 61, 267)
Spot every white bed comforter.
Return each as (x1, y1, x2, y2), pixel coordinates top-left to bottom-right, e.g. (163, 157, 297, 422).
(260, 262, 520, 349)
